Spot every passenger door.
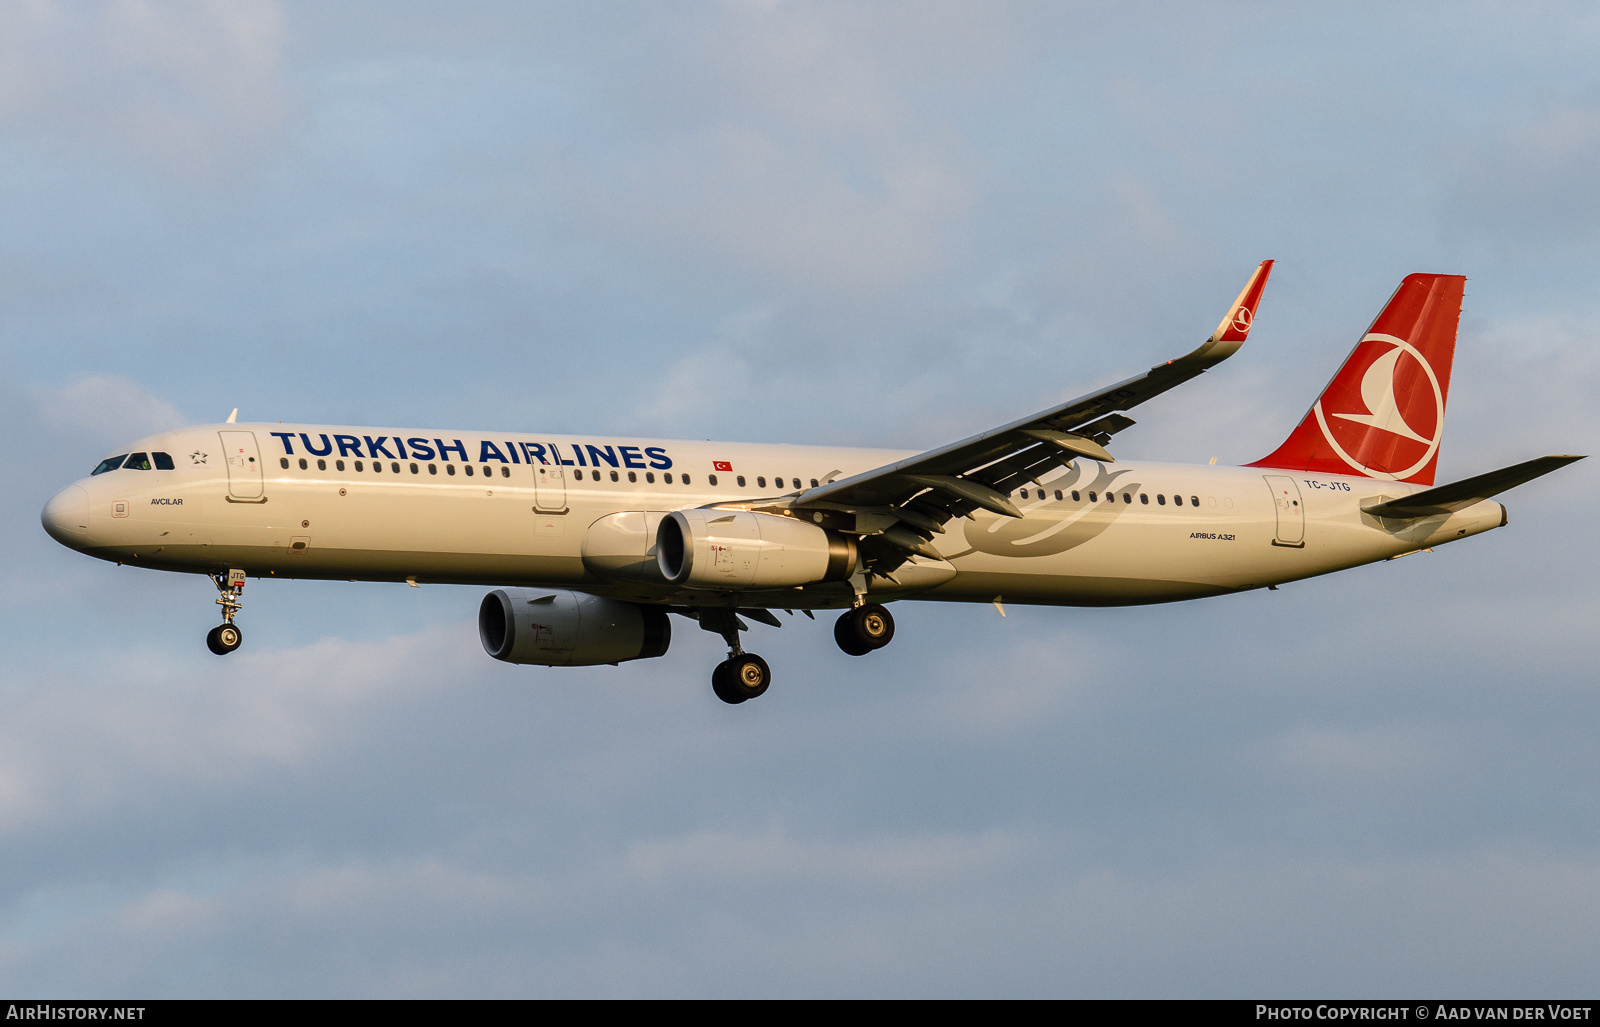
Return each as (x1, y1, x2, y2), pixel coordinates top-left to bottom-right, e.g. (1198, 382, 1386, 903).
(1263, 474, 1304, 547)
(219, 431, 265, 500)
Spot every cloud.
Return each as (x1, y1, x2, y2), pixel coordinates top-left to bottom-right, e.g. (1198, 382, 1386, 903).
(32, 374, 189, 451)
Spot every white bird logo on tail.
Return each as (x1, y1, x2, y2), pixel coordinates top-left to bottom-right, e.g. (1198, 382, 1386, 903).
(1330, 344, 1433, 444)
(1311, 333, 1445, 480)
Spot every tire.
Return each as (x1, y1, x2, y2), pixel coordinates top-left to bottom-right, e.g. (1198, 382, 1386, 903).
(712, 660, 747, 704)
(834, 612, 874, 656)
(854, 604, 895, 649)
(723, 654, 770, 701)
(207, 623, 242, 655)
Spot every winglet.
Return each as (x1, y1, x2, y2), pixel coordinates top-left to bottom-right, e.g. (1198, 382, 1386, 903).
(226, 408, 238, 424)
(1211, 260, 1274, 344)
(1180, 260, 1275, 369)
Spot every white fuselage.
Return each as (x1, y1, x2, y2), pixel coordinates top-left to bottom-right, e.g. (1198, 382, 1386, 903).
(41, 422, 1506, 609)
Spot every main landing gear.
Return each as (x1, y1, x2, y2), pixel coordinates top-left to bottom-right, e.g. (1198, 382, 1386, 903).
(697, 601, 898, 704)
(834, 603, 894, 656)
(207, 569, 246, 655)
(697, 608, 772, 705)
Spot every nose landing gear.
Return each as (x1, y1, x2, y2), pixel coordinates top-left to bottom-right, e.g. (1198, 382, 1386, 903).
(207, 569, 246, 655)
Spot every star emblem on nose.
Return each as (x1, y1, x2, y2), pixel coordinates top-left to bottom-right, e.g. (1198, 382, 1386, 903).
(191, 451, 207, 465)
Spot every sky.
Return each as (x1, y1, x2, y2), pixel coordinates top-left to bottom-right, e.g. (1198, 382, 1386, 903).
(1, 0, 1598, 998)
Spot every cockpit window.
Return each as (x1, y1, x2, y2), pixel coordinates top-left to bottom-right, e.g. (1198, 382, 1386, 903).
(153, 452, 175, 470)
(91, 455, 128, 475)
(123, 452, 152, 470)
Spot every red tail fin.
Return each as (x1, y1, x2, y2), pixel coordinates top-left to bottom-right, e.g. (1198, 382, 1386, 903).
(1248, 273, 1465, 485)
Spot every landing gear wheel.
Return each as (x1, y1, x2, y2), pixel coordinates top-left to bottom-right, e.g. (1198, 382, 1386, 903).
(714, 653, 770, 703)
(836, 604, 894, 655)
(711, 659, 747, 705)
(855, 604, 895, 649)
(834, 612, 873, 656)
(206, 623, 242, 655)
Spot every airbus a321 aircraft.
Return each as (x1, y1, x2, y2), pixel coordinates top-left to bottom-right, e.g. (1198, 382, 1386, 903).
(41, 263, 1582, 703)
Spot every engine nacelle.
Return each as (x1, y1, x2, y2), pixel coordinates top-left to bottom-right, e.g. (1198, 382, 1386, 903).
(656, 509, 856, 589)
(478, 588, 671, 667)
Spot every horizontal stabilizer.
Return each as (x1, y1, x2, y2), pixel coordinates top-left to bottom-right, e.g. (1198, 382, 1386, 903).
(1362, 454, 1585, 517)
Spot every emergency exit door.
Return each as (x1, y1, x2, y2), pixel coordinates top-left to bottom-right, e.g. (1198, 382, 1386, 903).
(534, 463, 567, 513)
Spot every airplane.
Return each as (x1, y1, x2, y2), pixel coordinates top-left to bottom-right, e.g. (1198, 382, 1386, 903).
(40, 262, 1583, 704)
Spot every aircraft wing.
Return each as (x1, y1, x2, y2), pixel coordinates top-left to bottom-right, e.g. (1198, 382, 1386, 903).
(795, 261, 1274, 561)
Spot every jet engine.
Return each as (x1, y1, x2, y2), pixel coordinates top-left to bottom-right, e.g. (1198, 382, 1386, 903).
(478, 588, 671, 667)
(656, 509, 856, 589)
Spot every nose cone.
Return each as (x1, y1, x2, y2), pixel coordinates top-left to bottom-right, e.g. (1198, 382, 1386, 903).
(42, 485, 89, 548)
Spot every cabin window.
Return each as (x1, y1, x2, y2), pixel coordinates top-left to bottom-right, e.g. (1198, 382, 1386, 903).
(1037, 490, 1046, 500)
(737, 476, 746, 487)
(791, 478, 800, 490)
(428, 464, 437, 475)
(610, 470, 619, 482)
(664, 472, 673, 484)
(153, 452, 175, 470)
(501, 466, 509, 478)
(1190, 496, 1199, 507)
(280, 457, 290, 469)
(1140, 493, 1149, 505)
(336, 460, 346, 471)
(296, 458, 306, 470)
(681, 474, 690, 485)
(388, 462, 397, 473)
(810, 479, 819, 488)
(628, 471, 637, 483)
(409, 462, 418, 474)
(91, 455, 128, 475)
(446, 464, 455, 476)
(1157, 494, 1166, 505)
(1208, 496, 1217, 508)
(572, 469, 582, 481)
(1054, 490, 1063, 500)
(317, 459, 327, 471)
(1088, 491, 1096, 501)
(355, 460, 364, 471)
(1122, 493, 1131, 503)
(708, 474, 718, 486)
(646, 472, 655, 483)
(1071, 490, 1080, 501)
(373, 461, 382, 473)
(757, 477, 766, 488)
(464, 465, 473, 476)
